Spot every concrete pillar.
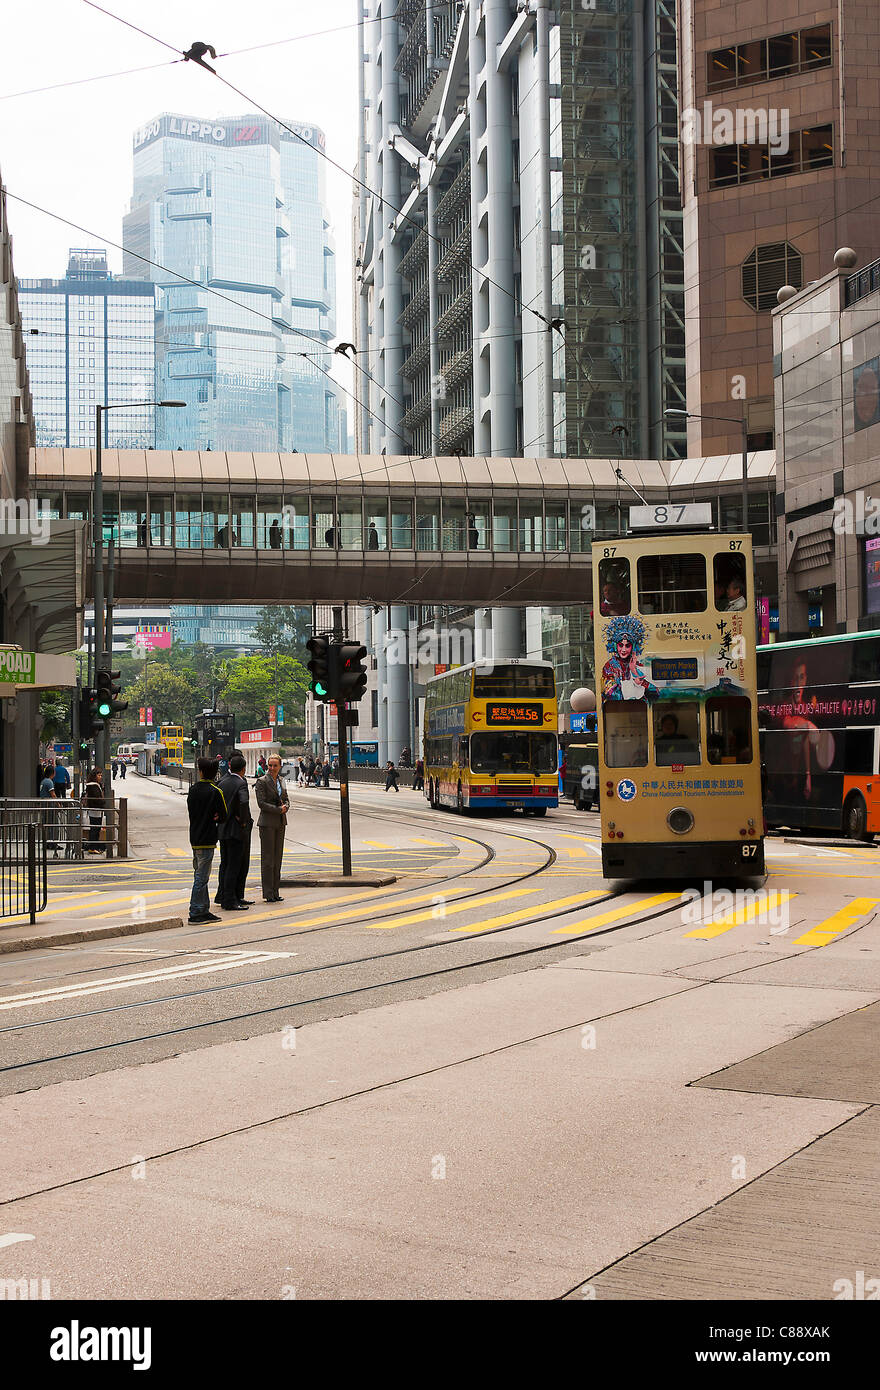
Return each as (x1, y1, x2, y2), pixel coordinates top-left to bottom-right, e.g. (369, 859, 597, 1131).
(386, 603, 410, 762)
(374, 607, 388, 764)
(474, 607, 493, 664)
(380, 9, 405, 452)
(491, 607, 523, 659)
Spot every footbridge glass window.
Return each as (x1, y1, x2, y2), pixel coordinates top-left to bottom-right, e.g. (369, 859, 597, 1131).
(493, 500, 516, 552)
(519, 499, 543, 552)
(149, 495, 173, 547)
(66, 494, 91, 524)
(572, 499, 601, 553)
(465, 502, 489, 550)
(545, 502, 567, 552)
(365, 502, 388, 550)
(391, 502, 413, 549)
(175, 494, 202, 549)
(284, 495, 309, 549)
(314, 499, 337, 549)
(257, 496, 283, 549)
(442, 501, 467, 551)
(101, 495, 118, 547)
(119, 495, 145, 548)
(338, 498, 364, 550)
(205, 496, 232, 548)
(416, 502, 440, 550)
(231, 498, 254, 548)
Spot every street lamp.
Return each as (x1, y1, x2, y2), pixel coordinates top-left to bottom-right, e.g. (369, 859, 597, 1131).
(92, 400, 185, 848)
(665, 408, 749, 534)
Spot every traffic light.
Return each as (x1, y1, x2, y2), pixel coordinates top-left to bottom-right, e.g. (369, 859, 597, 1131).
(190, 728, 200, 750)
(333, 640, 368, 703)
(96, 666, 127, 720)
(79, 687, 104, 738)
(307, 634, 332, 700)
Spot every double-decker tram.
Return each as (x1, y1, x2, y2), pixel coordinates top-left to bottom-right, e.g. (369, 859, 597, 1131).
(424, 659, 558, 814)
(592, 512, 764, 878)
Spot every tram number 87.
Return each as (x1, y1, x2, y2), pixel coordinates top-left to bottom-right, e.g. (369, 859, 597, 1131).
(741, 843, 759, 857)
(650, 506, 688, 525)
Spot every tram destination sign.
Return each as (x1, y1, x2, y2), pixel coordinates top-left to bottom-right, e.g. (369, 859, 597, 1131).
(629, 503, 713, 530)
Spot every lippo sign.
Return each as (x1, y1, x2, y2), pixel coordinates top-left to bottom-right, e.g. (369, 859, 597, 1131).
(0, 649, 35, 684)
(240, 727, 273, 745)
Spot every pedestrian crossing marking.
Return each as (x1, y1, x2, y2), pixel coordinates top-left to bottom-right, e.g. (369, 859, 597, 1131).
(553, 892, 680, 934)
(684, 890, 794, 939)
(449, 889, 606, 934)
(361, 840, 394, 849)
(365, 886, 539, 930)
(793, 897, 880, 947)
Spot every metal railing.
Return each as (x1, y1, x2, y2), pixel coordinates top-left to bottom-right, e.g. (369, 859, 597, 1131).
(0, 797, 128, 859)
(0, 822, 47, 923)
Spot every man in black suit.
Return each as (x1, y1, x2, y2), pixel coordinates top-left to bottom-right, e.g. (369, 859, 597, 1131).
(215, 753, 254, 910)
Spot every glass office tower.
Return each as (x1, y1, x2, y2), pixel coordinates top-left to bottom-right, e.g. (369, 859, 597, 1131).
(19, 248, 156, 449)
(123, 113, 340, 452)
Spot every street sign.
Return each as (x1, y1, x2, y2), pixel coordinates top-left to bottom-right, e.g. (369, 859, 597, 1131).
(109, 719, 124, 737)
(145, 731, 157, 744)
(629, 503, 713, 530)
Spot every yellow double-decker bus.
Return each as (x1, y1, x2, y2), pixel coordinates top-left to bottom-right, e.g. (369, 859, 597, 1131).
(159, 725, 184, 764)
(593, 520, 764, 878)
(424, 660, 558, 815)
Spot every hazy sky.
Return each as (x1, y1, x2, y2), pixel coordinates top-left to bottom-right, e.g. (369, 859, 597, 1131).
(0, 0, 360, 384)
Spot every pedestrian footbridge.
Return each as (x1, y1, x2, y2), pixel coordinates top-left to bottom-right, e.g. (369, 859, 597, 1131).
(32, 449, 776, 605)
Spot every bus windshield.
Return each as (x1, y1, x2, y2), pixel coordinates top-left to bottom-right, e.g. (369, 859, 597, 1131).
(470, 732, 557, 774)
(472, 666, 555, 698)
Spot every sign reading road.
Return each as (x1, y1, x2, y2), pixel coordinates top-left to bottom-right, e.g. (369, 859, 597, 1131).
(0, 648, 35, 684)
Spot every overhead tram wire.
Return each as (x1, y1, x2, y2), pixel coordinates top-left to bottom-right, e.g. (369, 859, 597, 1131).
(76, 1, 880, 339)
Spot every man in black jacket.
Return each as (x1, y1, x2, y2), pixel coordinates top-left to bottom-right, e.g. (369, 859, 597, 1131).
(215, 753, 254, 911)
(186, 757, 227, 924)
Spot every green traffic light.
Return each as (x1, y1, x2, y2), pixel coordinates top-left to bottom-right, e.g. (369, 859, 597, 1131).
(97, 700, 112, 717)
(313, 681, 328, 697)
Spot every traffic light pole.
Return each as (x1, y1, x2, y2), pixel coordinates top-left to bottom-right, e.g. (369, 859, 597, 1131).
(333, 607, 353, 878)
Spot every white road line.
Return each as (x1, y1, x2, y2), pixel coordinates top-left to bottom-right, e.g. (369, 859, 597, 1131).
(0, 949, 296, 1011)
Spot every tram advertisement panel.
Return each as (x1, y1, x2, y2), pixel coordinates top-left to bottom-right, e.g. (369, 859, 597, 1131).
(758, 637, 880, 826)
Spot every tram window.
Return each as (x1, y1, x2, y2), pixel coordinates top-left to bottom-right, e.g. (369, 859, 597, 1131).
(637, 554, 707, 613)
(653, 704, 701, 766)
(470, 732, 557, 774)
(598, 558, 631, 616)
(603, 701, 648, 767)
(713, 553, 748, 611)
(707, 697, 753, 764)
(458, 736, 470, 767)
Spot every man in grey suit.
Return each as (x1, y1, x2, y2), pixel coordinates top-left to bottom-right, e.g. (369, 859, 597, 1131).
(255, 753, 289, 902)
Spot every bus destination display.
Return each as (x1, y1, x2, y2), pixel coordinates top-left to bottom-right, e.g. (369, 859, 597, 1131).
(485, 702, 543, 725)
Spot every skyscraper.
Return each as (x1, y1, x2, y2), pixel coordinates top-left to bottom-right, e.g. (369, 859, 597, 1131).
(19, 248, 156, 449)
(123, 112, 341, 453)
(355, 0, 687, 461)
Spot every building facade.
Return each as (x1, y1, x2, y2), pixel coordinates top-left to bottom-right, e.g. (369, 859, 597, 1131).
(123, 112, 343, 454)
(355, 0, 687, 460)
(19, 249, 156, 450)
(678, 0, 880, 457)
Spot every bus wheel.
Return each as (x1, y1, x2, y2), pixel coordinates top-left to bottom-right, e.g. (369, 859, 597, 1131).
(456, 782, 465, 813)
(573, 787, 582, 811)
(843, 793, 874, 842)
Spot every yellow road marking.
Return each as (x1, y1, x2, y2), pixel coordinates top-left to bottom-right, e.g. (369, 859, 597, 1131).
(212, 883, 528, 931)
(684, 890, 793, 939)
(365, 886, 540, 930)
(553, 892, 680, 934)
(793, 897, 880, 946)
(449, 890, 607, 934)
(361, 840, 394, 848)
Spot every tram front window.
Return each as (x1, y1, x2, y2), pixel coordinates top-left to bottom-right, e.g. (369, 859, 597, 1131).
(603, 702, 648, 767)
(470, 733, 557, 774)
(713, 552, 748, 611)
(707, 696, 753, 763)
(637, 554, 707, 613)
(653, 704, 701, 765)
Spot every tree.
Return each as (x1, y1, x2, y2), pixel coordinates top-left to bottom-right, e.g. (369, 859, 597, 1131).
(252, 606, 312, 660)
(121, 667, 202, 726)
(39, 691, 72, 743)
(219, 653, 310, 731)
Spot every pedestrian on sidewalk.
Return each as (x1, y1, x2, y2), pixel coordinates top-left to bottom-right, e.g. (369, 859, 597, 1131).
(255, 754, 289, 902)
(413, 757, 424, 791)
(111, 759, 119, 780)
(119, 759, 127, 780)
(186, 756, 227, 924)
(40, 764, 60, 856)
(384, 760, 400, 793)
(82, 768, 105, 853)
(215, 753, 254, 911)
(53, 759, 71, 800)
(322, 759, 331, 789)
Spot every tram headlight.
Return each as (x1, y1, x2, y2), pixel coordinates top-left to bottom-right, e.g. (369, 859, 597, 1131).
(667, 806, 694, 836)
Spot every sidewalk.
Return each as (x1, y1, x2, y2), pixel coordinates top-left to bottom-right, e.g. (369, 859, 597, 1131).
(2, 934, 877, 1298)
